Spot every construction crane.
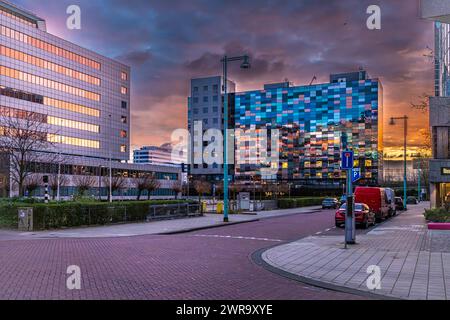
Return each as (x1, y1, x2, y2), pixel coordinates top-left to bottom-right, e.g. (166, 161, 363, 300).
(309, 75, 317, 85)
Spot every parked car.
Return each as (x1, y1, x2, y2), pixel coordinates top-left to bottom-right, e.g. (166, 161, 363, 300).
(354, 187, 390, 222)
(406, 196, 418, 205)
(322, 198, 339, 209)
(385, 188, 397, 216)
(339, 195, 347, 205)
(394, 197, 405, 211)
(335, 203, 376, 229)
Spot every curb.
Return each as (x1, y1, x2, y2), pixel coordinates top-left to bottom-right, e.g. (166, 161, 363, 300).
(251, 246, 401, 300)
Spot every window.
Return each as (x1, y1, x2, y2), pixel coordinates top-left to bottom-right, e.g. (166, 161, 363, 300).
(213, 84, 218, 92)
(121, 101, 127, 109)
(121, 86, 128, 95)
(213, 118, 218, 124)
(193, 87, 199, 93)
(203, 96, 208, 103)
(120, 145, 127, 153)
(203, 107, 208, 113)
(193, 97, 199, 103)
(203, 119, 208, 125)
(121, 116, 127, 124)
(193, 108, 199, 115)
(121, 72, 128, 81)
(203, 85, 208, 91)
(213, 95, 218, 102)
(212, 106, 218, 112)
(120, 130, 127, 138)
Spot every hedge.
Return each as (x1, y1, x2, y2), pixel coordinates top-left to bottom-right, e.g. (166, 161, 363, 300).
(424, 207, 450, 223)
(0, 200, 194, 230)
(277, 197, 325, 209)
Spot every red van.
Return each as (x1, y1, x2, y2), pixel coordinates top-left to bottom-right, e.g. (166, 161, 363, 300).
(354, 187, 390, 222)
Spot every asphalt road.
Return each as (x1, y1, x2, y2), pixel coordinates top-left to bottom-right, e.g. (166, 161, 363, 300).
(0, 208, 369, 299)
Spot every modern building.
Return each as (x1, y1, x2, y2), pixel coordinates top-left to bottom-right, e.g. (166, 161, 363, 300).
(0, 1, 180, 199)
(187, 70, 382, 187)
(187, 76, 235, 181)
(421, 0, 450, 207)
(233, 70, 383, 187)
(133, 143, 186, 166)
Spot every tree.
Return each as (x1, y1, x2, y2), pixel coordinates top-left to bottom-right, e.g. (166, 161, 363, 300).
(0, 110, 57, 196)
(73, 175, 96, 197)
(193, 180, 211, 204)
(49, 172, 69, 200)
(171, 180, 183, 199)
(102, 175, 127, 201)
(24, 175, 41, 197)
(144, 173, 160, 200)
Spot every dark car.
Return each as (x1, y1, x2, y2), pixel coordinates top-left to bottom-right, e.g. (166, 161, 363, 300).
(394, 197, 405, 211)
(322, 198, 339, 209)
(335, 203, 376, 229)
(406, 196, 418, 205)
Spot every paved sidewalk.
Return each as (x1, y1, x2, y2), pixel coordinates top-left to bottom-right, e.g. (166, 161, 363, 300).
(262, 202, 450, 300)
(0, 205, 320, 240)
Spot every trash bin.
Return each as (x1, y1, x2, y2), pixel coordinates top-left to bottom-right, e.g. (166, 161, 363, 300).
(201, 201, 207, 213)
(217, 202, 223, 214)
(18, 207, 33, 231)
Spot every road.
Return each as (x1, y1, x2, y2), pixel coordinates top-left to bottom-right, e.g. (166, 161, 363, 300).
(0, 208, 370, 299)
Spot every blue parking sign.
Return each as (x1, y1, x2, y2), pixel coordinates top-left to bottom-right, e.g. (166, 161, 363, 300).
(341, 151, 354, 170)
(352, 168, 361, 182)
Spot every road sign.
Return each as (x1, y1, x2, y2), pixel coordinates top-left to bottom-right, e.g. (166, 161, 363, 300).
(352, 168, 361, 182)
(341, 151, 354, 170)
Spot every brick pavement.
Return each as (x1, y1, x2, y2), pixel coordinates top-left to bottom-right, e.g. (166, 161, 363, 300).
(262, 202, 450, 300)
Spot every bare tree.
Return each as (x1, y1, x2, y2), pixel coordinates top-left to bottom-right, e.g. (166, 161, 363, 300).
(49, 173, 69, 200)
(102, 175, 127, 201)
(73, 175, 96, 197)
(171, 180, 183, 199)
(193, 180, 211, 204)
(144, 173, 160, 200)
(134, 175, 148, 201)
(24, 174, 41, 197)
(0, 110, 57, 196)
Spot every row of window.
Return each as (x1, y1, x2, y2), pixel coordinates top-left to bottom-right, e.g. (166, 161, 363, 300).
(25, 162, 179, 180)
(47, 116, 99, 133)
(0, 25, 101, 70)
(192, 95, 219, 103)
(47, 133, 100, 149)
(0, 86, 100, 117)
(0, 45, 101, 86)
(0, 65, 100, 101)
(193, 84, 219, 93)
(0, 7, 36, 28)
(193, 106, 220, 114)
(0, 105, 100, 133)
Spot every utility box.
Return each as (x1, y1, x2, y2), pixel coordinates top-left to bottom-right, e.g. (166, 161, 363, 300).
(238, 192, 250, 210)
(18, 207, 33, 231)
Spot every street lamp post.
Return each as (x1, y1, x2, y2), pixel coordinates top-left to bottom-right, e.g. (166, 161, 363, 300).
(108, 114, 113, 203)
(221, 54, 250, 222)
(389, 116, 408, 210)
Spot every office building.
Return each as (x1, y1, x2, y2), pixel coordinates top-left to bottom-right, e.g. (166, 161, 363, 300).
(133, 143, 186, 166)
(0, 1, 180, 198)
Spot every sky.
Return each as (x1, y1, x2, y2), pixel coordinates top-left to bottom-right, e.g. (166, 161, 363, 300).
(11, 0, 434, 154)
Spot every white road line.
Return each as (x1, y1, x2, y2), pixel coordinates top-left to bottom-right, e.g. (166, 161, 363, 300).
(192, 234, 283, 242)
(325, 228, 331, 232)
(315, 231, 322, 235)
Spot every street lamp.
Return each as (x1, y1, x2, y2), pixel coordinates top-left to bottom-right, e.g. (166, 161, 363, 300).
(221, 54, 251, 222)
(389, 116, 408, 210)
(108, 114, 113, 203)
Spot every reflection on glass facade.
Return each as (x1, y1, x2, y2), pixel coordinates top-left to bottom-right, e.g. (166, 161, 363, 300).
(234, 71, 383, 186)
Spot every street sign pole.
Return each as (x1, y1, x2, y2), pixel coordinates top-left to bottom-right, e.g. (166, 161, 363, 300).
(341, 150, 355, 246)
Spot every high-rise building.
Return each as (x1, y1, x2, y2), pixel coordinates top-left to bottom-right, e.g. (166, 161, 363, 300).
(187, 70, 383, 188)
(187, 76, 235, 181)
(0, 1, 180, 199)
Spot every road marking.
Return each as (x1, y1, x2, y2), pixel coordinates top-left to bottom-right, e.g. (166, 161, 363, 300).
(315, 231, 322, 235)
(192, 234, 283, 242)
(325, 228, 331, 232)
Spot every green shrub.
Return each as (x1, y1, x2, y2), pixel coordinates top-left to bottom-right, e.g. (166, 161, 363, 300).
(278, 197, 325, 209)
(424, 207, 450, 223)
(0, 200, 193, 230)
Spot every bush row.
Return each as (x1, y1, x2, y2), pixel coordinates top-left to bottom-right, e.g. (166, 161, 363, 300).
(277, 197, 325, 209)
(0, 200, 194, 230)
(424, 207, 450, 223)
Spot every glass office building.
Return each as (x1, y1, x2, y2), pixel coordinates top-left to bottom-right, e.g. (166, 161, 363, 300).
(234, 70, 383, 187)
